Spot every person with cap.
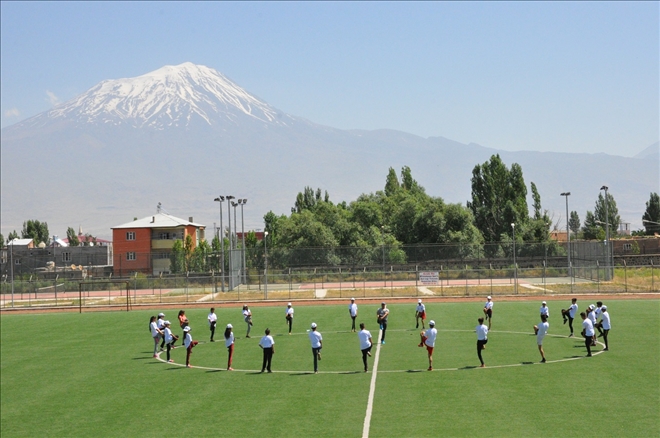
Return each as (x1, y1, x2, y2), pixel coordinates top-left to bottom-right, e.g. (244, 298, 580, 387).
(540, 301, 550, 319)
(475, 317, 488, 367)
(358, 323, 373, 372)
(376, 302, 390, 344)
(561, 298, 578, 337)
(596, 305, 610, 351)
(183, 326, 198, 368)
(587, 305, 598, 346)
(309, 323, 323, 374)
(224, 324, 235, 370)
(580, 312, 595, 357)
(157, 313, 167, 350)
(259, 328, 275, 373)
(415, 299, 426, 329)
(418, 320, 437, 371)
(483, 296, 493, 329)
(178, 310, 189, 341)
(149, 316, 164, 357)
(534, 314, 549, 363)
(285, 303, 294, 335)
(242, 305, 253, 338)
(163, 320, 178, 362)
(208, 307, 218, 342)
(348, 298, 358, 332)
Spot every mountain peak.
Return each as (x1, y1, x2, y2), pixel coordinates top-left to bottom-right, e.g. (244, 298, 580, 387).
(11, 63, 290, 131)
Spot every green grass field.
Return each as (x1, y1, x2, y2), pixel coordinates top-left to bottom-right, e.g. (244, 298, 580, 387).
(1, 299, 658, 437)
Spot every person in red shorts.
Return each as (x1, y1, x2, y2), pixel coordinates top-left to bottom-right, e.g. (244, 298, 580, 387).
(418, 320, 437, 371)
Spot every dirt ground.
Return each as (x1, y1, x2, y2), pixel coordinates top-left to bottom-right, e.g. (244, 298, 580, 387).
(1, 292, 658, 314)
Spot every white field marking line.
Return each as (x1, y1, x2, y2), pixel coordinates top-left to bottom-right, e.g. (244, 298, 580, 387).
(153, 331, 605, 372)
(362, 329, 382, 438)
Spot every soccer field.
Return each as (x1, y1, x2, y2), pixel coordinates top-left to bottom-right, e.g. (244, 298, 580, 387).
(1, 298, 658, 437)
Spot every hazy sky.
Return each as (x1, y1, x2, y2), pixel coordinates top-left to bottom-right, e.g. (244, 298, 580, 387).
(1, 2, 658, 156)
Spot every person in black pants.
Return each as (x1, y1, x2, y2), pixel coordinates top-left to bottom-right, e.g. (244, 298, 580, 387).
(376, 302, 389, 344)
(259, 328, 275, 373)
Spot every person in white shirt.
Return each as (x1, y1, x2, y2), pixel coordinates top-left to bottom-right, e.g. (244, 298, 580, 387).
(534, 314, 549, 363)
(309, 323, 323, 374)
(224, 324, 235, 370)
(587, 305, 597, 346)
(540, 301, 550, 319)
(596, 305, 611, 351)
(358, 323, 373, 372)
(581, 312, 595, 357)
(348, 298, 358, 332)
(157, 313, 167, 351)
(208, 307, 218, 342)
(418, 320, 438, 371)
(163, 321, 178, 362)
(483, 296, 493, 329)
(243, 305, 253, 338)
(183, 326, 198, 368)
(285, 303, 294, 335)
(149, 316, 164, 357)
(259, 328, 275, 373)
(594, 301, 604, 337)
(415, 299, 426, 329)
(376, 302, 390, 344)
(476, 317, 488, 367)
(561, 298, 578, 337)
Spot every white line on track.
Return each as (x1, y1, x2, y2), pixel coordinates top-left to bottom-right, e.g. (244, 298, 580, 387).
(362, 328, 382, 438)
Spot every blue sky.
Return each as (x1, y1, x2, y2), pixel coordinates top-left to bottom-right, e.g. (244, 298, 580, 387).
(1, 1, 658, 156)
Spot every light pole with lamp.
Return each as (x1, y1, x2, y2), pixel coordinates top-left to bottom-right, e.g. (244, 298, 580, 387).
(600, 186, 611, 280)
(226, 195, 235, 289)
(511, 223, 517, 294)
(239, 199, 247, 284)
(264, 231, 269, 300)
(232, 201, 239, 284)
(561, 192, 571, 282)
(213, 196, 225, 292)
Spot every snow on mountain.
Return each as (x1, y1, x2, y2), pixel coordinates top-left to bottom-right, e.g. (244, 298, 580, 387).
(12, 62, 291, 130)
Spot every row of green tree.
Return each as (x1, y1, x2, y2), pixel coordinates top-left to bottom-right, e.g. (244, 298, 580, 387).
(0, 222, 98, 248)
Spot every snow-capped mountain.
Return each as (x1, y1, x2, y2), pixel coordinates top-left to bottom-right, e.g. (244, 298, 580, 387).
(1, 63, 657, 239)
(10, 62, 291, 130)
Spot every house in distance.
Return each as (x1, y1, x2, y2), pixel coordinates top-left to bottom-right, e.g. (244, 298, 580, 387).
(112, 211, 205, 276)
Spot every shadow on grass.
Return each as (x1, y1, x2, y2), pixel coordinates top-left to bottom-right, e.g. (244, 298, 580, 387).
(290, 372, 315, 376)
(521, 361, 535, 365)
(459, 366, 478, 370)
(406, 369, 424, 373)
(339, 371, 363, 375)
(132, 356, 155, 360)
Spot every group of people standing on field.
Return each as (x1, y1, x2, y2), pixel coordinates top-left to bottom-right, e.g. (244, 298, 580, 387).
(476, 296, 612, 368)
(149, 296, 611, 372)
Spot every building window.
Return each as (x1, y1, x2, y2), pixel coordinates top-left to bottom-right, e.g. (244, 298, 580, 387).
(126, 232, 136, 241)
(62, 252, 71, 262)
(15, 258, 21, 265)
(623, 243, 632, 251)
(126, 252, 136, 261)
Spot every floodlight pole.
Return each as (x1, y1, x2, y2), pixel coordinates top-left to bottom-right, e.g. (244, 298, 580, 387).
(561, 192, 571, 282)
(213, 196, 225, 292)
(600, 186, 611, 280)
(264, 231, 269, 300)
(239, 199, 247, 284)
(10, 240, 15, 307)
(511, 223, 517, 294)
(226, 195, 235, 289)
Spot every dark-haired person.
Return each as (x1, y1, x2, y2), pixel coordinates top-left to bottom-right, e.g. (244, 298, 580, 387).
(163, 321, 178, 362)
(243, 305, 253, 338)
(208, 307, 218, 342)
(178, 310, 189, 341)
(587, 305, 597, 346)
(581, 312, 594, 357)
(224, 324, 235, 370)
(475, 317, 488, 368)
(259, 328, 275, 373)
(157, 313, 167, 350)
(534, 314, 549, 363)
(596, 305, 611, 351)
(358, 323, 373, 372)
(561, 298, 578, 337)
(594, 301, 604, 337)
(376, 302, 389, 344)
(183, 326, 198, 368)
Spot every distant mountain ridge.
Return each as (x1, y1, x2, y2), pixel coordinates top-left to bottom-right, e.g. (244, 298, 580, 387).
(1, 63, 657, 239)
